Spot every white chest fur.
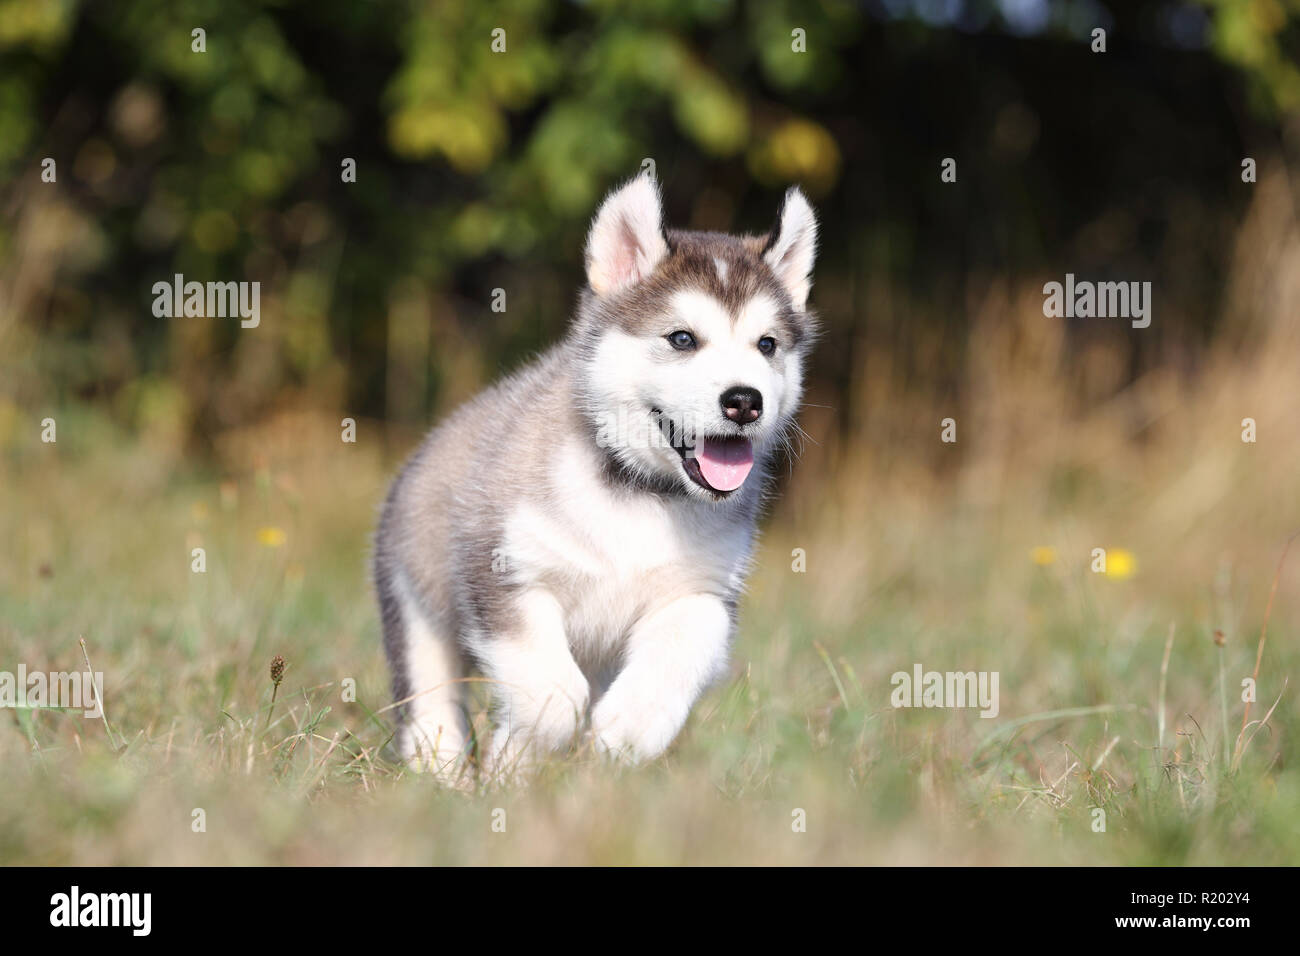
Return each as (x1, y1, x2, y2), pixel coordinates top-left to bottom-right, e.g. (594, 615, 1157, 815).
(499, 439, 753, 660)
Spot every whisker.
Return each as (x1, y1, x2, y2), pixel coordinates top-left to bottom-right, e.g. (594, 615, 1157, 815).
(788, 420, 819, 448)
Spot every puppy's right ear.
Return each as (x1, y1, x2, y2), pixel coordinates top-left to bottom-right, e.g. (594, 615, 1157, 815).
(585, 173, 669, 296)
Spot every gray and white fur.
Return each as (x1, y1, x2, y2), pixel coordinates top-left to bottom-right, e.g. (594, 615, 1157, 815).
(373, 174, 818, 777)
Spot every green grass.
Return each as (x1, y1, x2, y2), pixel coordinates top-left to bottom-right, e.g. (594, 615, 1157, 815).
(1, 405, 1297, 865)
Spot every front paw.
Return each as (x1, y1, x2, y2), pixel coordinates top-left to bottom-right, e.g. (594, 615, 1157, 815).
(589, 697, 686, 764)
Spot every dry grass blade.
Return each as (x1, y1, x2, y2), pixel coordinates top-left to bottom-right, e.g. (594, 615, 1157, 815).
(1158, 622, 1174, 753)
(1232, 531, 1299, 771)
(78, 637, 120, 753)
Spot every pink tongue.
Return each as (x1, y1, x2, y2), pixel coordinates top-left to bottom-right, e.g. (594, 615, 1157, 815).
(695, 437, 754, 492)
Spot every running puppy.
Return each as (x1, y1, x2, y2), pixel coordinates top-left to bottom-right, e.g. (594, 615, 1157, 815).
(374, 174, 818, 775)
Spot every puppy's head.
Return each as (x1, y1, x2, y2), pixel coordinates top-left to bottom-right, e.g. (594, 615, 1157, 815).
(575, 173, 818, 501)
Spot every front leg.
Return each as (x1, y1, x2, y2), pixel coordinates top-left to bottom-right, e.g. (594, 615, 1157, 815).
(591, 593, 732, 763)
(479, 589, 590, 777)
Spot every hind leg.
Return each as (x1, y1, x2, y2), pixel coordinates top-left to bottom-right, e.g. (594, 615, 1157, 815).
(383, 572, 471, 780)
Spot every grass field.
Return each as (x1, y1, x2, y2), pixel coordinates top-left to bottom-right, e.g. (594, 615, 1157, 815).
(2, 319, 1299, 864)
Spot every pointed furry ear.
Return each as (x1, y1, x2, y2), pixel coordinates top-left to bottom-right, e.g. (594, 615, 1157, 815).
(585, 174, 669, 296)
(763, 187, 818, 312)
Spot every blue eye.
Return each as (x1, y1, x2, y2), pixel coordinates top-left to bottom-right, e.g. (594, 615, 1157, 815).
(667, 330, 697, 351)
(757, 336, 776, 355)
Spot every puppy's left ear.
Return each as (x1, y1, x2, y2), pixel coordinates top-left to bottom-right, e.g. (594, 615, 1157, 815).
(585, 173, 669, 297)
(763, 187, 818, 312)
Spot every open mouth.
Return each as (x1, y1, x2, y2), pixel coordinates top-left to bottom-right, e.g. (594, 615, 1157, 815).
(653, 410, 754, 495)
(682, 435, 754, 493)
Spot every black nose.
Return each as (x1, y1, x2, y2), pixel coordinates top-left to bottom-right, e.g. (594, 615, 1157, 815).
(720, 386, 763, 424)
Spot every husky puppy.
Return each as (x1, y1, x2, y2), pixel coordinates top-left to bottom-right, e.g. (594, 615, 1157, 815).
(373, 174, 818, 776)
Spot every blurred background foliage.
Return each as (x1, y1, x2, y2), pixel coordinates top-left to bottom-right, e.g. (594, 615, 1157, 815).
(0, 0, 1296, 458)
